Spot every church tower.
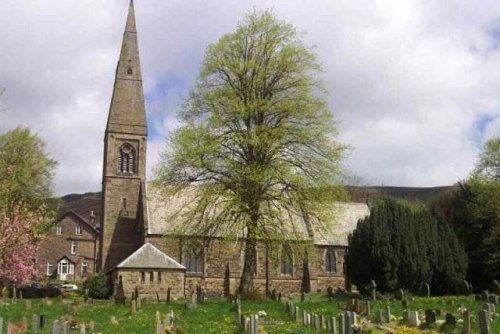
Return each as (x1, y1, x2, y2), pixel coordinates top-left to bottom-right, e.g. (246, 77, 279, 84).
(100, 1, 147, 272)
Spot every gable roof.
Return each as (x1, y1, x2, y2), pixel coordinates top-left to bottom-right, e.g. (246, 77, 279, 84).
(56, 210, 98, 234)
(112, 243, 185, 271)
(146, 184, 369, 247)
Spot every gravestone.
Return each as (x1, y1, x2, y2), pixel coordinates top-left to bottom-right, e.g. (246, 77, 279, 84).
(300, 291, 305, 302)
(52, 320, 60, 334)
(460, 280, 470, 295)
(39, 315, 48, 329)
(462, 309, 471, 334)
(370, 280, 377, 301)
(32, 314, 39, 332)
(365, 300, 371, 316)
(402, 310, 409, 323)
(421, 282, 430, 297)
(376, 309, 384, 323)
(482, 291, 489, 302)
(295, 306, 300, 322)
(166, 287, 171, 304)
(478, 309, 490, 334)
(425, 309, 436, 324)
(402, 299, 409, 309)
(79, 323, 86, 334)
(338, 313, 345, 334)
(445, 313, 456, 325)
(384, 306, 391, 323)
(344, 311, 353, 334)
(271, 289, 277, 301)
(165, 310, 175, 326)
(395, 289, 404, 300)
(0, 318, 3, 334)
(115, 276, 126, 305)
(330, 317, 337, 334)
(136, 297, 142, 309)
(493, 280, 500, 295)
(131, 300, 137, 315)
(408, 311, 420, 327)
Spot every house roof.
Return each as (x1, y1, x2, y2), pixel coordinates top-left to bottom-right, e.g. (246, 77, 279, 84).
(146, 184, 369, 247)
(56, 210, 98, 234)
(113, 243, 185, 271)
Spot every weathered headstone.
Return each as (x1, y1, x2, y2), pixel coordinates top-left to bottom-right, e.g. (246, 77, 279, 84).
(39, 315, 48, 329)
(408, 311, 420, 327)
(384, 306, 391, 323)
(0, 318, 3, 334)
(330, 317, 337, 334)
(478, 309, 490, 334)
(402, 310, 409, 323)
(166, 287, 171, 304)
(402, 299, 409, 309)
(52, 320, 60, 334)
(32, 314, 39, 333)
(445, 313, 456, 325)
(344, 311, 353, 334)
(131, 300, 137, 315)
(271, 289, 277, 301)
(300, 291, 305, 302)
(460, 280, 470, 295)
(115, 276, 126, 305)
(295, 306, 300, 322)
(425, 309, 436, 324)
(25, 299, 32, 310)
(338, 313, 346, 333)
(462, 309, 471, 334)
(79, 323, 86, 334)
(370, 280, 377, 301)
(395, 289, 404, 300)
(422, 282, 430, 297)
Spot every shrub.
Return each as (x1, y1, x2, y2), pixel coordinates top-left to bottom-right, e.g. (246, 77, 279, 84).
(83, 273, 111, 299)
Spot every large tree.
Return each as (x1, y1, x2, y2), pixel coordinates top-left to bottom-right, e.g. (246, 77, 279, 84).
(0, 127, 57, 285)
(473, 136, 500, 181)
(156, 11, 346, 294)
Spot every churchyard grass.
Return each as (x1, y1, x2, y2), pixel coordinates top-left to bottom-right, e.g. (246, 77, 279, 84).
(0, 293, 498, 333)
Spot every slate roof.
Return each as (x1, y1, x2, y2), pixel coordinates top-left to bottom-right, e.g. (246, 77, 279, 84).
(113, 243, 185, 271)
(146, 184, 369, 247)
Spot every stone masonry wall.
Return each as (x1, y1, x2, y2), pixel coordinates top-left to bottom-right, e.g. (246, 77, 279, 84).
(113, 269, 185, 300)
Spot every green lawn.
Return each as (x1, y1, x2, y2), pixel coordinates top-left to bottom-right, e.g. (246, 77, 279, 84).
(0, 294, 498, 333)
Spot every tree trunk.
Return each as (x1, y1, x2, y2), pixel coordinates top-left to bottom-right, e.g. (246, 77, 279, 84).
(239, 236, 257, 295)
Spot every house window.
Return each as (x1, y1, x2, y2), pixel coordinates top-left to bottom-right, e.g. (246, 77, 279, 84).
(325, 249, 337, 273)
(75, 225, 82, 235)
(141, 271, 145, 283)
(183, 248, 204, 274)
(71, 241, 77, 255)
(281, 245, 293, 276)
(81, 262, 88, 275)
(58, 260, 74, 275)
(157, 271, 162, 283)
(56, 226, 62, 235)
(117, 143, 136, 174)
(46, 262, 54, 276)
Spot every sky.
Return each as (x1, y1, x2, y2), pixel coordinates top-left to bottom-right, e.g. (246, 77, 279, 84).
(1, 0, 499, 196)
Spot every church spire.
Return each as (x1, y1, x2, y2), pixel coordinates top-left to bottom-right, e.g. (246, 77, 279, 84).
(106, 0, 147, 136)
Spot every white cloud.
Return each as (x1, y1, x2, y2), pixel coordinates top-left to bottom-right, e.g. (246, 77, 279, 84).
(1, 0, 499, 195)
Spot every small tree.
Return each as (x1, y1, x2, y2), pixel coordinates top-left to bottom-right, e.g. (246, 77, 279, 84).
(83, 273, 111, 299)
(0, 127, 57, 285)
(156, 10, 346, 295)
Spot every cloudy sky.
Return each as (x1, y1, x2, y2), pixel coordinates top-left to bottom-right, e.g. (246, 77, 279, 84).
(1, 0, 499, 196)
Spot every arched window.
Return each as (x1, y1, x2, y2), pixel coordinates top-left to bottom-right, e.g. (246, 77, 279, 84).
(183, 247, 204, 274)
(118, 143, 136, 174)
(325, 249, 337, 273)
(281, 245, 293, 276)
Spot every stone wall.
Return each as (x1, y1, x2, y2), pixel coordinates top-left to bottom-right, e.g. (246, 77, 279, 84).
(112, 268, 185, 300)
(146, 235, 347, 295)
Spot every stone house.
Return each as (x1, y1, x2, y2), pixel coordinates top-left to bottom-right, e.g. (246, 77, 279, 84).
(37, 2, 369, 298)
(37, 210, 98, 281)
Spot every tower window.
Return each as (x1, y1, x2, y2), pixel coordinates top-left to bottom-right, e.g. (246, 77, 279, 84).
(118, 143, 136, 174)
(127, 67, 133, 75)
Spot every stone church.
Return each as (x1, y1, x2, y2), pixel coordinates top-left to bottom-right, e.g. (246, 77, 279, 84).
(38, 1, 370, 299)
